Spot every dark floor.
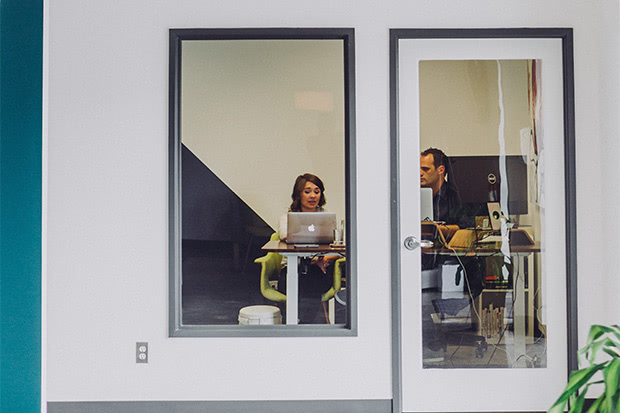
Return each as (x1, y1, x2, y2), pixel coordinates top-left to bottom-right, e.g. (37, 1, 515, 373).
(181, 240, 545, 367)
(181, 239, 346, 325)
(422, 288, 547, 368)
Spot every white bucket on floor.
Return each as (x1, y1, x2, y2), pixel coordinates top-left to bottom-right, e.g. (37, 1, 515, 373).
(238, 305, 282, 325)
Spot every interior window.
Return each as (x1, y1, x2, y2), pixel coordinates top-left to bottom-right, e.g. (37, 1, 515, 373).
(169, 29, 356, 336)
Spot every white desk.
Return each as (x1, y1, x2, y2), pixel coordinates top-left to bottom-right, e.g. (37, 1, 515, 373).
(261, 240, 345, 324)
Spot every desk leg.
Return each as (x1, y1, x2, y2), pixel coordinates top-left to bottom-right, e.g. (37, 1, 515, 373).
(286, 257, 298, 325)
(513, 255, 527, 366)
(328, 298, 335, 324)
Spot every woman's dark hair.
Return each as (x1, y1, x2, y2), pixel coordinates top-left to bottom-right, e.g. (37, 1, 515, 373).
(289, 173, 326, 212)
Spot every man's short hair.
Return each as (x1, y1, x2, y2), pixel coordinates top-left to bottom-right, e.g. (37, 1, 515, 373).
(421, 147, 448, 169)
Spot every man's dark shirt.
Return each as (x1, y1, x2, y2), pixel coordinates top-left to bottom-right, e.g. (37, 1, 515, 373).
(433, 181, 461, 225)
(422, 181, 461, 271)
(424, 180, 483, 297)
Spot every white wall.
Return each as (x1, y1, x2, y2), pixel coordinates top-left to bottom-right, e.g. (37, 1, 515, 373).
(597, 0, 620, 326)
(44, 0, 618, 403)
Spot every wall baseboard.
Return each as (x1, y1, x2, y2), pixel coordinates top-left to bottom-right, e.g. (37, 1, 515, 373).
(48, 399, 392, 413)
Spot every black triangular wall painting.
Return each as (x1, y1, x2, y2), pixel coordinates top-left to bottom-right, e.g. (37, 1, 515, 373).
(181, 144, 274, 242)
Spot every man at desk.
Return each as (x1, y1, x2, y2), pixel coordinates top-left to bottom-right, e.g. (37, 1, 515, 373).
(420, 147, 483, 312)
(420, 147, 461, 224)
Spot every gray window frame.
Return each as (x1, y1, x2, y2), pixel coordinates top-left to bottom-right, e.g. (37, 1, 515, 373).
(168, 28, 357, 337)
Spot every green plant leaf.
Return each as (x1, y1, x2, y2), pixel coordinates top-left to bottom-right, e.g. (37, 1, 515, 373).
(611, 392, 620, 413)
(604, 358, 620, 411)
(588, 325, 609, 345)
(589, 326, 620, 350)
(586, 393, 605, 413)
(548, 401, 566, 413)
(603, 337, 620, 349)
(551, 364, 607, 408)
(581, 336, 618, 365)
(569, 392, 576, 409)
(604, 347, 620, 359)
(552, 325, 620, 413)
(568, 385, 587, 413)
(589, 338, 611, 364)
(581, 337, 619, 368)
(609, 324, 620, 342)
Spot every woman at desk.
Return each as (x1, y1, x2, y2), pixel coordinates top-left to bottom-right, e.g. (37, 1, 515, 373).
(278, 173, 339, 323)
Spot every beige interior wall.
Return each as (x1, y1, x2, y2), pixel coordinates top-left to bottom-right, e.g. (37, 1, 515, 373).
(420, 59, 530, 156)
(181, 40, 346, 229)
(419, 59, 540, 230)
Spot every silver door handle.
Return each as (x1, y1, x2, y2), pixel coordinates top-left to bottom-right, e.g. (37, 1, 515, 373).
(403, 236, 432, 250)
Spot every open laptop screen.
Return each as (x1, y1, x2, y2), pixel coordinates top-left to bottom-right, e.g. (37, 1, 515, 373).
(286, 212, 336, 244)
(420, 187, 434, 222)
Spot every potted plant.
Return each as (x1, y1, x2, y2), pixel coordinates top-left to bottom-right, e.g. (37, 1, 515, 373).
(549, 324, 620, 412)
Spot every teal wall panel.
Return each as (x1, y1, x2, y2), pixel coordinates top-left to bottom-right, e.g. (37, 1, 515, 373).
(0, 0, 43, 411)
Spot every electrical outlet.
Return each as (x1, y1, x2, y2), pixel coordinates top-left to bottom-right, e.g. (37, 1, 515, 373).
(136, 342, 148, 363)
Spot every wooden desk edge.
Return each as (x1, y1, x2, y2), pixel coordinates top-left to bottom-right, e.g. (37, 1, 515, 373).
(261, 240, 346, 254)
(422, 241, 541, 254)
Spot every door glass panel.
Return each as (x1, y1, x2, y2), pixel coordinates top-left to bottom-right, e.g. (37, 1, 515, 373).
(419, 59, 546, 368)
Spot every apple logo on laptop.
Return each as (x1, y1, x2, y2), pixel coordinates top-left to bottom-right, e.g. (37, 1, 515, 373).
(308, 224, 316, 232)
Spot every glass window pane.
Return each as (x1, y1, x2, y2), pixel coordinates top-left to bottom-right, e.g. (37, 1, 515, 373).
(178, 38, 348, 327)
(419, 59, 546, 368)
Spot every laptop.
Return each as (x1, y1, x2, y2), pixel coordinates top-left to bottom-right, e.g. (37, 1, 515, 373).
(286, 212, 336, 245)
(420, 187, 434, 221)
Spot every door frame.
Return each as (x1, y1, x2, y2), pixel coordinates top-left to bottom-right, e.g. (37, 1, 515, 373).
(389, 28, 578, 413)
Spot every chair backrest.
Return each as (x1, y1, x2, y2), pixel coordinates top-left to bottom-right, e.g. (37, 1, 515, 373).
(255, 232, 286, 302)
(263, 232, 282, 269)
(266, 232, 282, 270)
(321, 257, 345, 302)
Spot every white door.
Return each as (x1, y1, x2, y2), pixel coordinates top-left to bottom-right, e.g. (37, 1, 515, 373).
(395, 34, 572, 412)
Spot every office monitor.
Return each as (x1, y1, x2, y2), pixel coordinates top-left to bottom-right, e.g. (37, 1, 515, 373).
(449, 155, 528, 215)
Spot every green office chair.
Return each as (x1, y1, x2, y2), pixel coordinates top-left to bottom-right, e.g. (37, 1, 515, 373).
(254, 232, 286, 303)
(322, 257, 345, 302)
(254, 233, 345, 321)
(322, 257, 346, 324)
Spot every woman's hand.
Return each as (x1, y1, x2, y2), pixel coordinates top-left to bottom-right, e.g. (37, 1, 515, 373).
(311, 255, 338, 274)
(311, 256, 328, 273)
